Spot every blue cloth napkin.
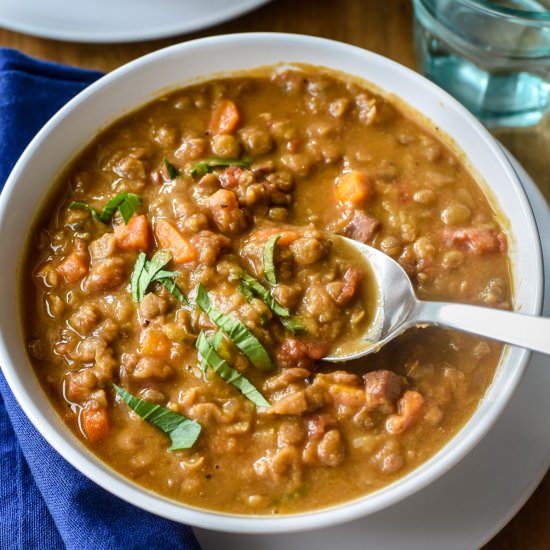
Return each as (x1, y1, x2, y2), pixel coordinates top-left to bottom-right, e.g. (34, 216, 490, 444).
(0, 48, 201, 550)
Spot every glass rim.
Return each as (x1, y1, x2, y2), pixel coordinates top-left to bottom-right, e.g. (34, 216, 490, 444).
(459, 0, 550, 21)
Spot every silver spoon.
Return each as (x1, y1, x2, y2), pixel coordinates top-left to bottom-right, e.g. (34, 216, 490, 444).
(325, 236, 549, 362)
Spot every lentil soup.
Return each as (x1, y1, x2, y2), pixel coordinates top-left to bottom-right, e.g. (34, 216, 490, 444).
(23, 65, 511, 515)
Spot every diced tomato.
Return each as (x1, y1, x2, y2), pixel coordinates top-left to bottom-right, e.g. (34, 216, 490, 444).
(333, 267, 363, 305)
(276, 338, 329, 370)
(443, 227, 506, 255)
(219, 166, 243, 188)
(386, 391, 425, 435)
(307, 414, 338, 440)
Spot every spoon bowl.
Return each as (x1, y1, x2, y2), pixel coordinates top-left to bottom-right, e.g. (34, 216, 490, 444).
(326, 236, 550, 361)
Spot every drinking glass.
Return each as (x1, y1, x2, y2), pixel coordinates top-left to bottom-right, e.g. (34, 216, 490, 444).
(413, 0, 550, 127)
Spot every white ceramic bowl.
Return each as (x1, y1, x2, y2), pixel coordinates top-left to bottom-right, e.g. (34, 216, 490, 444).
(0, 33, 543, 533)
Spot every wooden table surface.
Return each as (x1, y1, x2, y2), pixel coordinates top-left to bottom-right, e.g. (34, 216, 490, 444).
(1, 0, 549, 548)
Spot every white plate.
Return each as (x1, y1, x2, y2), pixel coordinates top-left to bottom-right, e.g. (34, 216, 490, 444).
(0, 0, 270, 43)
(195, 149, 550, 549)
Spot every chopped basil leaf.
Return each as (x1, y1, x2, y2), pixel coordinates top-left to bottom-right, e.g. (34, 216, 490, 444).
(150, 269, 177, 281)
(163, 158, 180, 180)
(113, 384, 201, 451)
(196, 283, 274, 370)
(211, 329, 223, 350)
(119, 195, 141, 223)
(104, 193, 142, 224)
(190, 157, 251, 179)
(68, 201, 103, 222)
(238, 272, 289, 317)
(69, 192, 142, 225)
(196, 332, 270, 407)
(263, 235, 280, 284)
(237, 272, 305, 334)
(130, 250, 188, 305)
(130, 252, 147, 302)
(280, 316, 306, 334)
(238, 281, 256, 303)
(134, 250, 172, 302)
(158, 278, 189, 304)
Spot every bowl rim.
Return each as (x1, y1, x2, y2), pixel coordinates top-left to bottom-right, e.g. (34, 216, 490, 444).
(0, 32, 543, 533)
(0, 0, 273, 43)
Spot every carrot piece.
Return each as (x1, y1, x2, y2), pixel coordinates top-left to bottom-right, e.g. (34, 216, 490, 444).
(56, 252, 88, 283)
(80, 407, 109, 442)
(335, 171, 373, 206)
(139, 328, 172, 358)
(115, 214, 150, 251)
(210, 99, 240, 135)
(278, 230, 300, 247)
(253, 228, 300, 247)
(155, 219, 197, 264)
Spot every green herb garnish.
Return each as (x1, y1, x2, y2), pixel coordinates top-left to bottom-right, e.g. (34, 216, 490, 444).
(190, 157, 251, 179)
(131, 250, 189, 305)
(113, 384, 201, 451)
(238, 281, 256, 303)
(211, 329, 223, 350)
(69, 192, 141, 224)
(131, 250, 171, 302)
(196, 283, 274, 370)
(159, 277, 188, 304)
(196, 331, 270, 407)
(263, 234, 280, 285)
(130, 251, 147, 301)
(238, 272, 289, 318)
(237, 272, 305, 334)
(163, 158, 180, 180)
(280, 316, 306, 334)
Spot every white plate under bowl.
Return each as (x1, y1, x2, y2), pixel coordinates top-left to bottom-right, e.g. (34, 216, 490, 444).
(196, 150, 550, 549)
(0, 0, 270, 43)
(0, 34, 542, 533)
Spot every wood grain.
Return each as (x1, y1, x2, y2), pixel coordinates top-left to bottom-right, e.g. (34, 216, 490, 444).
(1, 0, 548, 547)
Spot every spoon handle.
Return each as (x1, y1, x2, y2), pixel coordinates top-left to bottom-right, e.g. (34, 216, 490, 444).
(414, 301, 550, 355)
